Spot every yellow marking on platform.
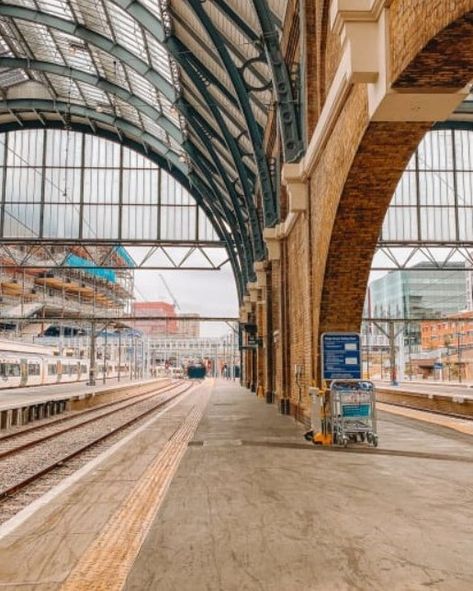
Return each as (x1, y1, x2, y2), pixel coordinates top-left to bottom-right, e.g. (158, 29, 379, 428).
(378, 402, 473, 436)
(60, 382, 212, 591)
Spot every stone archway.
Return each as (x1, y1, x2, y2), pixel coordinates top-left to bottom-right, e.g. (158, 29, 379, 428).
(315, 3, 473, 352)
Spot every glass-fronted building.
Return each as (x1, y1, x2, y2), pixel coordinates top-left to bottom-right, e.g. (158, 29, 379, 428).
(366, 262, 468, 320)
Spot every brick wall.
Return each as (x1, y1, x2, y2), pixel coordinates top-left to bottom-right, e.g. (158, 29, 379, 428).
(318, 121, 431, 336)
(285, 213, 312, 412)
(390, 2, 473, 85)
(254, 2, 473, 414)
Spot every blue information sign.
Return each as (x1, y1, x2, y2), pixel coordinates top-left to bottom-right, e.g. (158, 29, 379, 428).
(321, 333, 361, 380)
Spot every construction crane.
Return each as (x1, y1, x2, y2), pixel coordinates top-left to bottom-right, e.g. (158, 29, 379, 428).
(159, 274, 181, 311)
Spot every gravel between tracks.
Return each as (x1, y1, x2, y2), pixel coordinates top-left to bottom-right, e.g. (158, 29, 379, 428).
(0, 381, 192, 524)
(0, 379, 177, 454)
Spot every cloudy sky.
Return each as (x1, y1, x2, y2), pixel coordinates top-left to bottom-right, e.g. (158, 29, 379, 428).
(132, 260, 238, 337)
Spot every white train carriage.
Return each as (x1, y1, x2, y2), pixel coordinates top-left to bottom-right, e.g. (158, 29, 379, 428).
(0, 338, 127, 389)
(49, 358, 89, 384)
(0, 354, 44, 388)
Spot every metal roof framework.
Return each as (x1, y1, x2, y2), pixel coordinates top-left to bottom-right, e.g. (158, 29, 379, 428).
(0, 0, 304, 302)
(373, 125, 473, 273)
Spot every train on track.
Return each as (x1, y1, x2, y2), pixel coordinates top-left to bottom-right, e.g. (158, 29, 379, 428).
(0, 340, 128, 389)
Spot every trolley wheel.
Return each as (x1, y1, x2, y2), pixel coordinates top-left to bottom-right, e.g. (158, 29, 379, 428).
(359, 433, 366, 443)
(366, 433, 372, 444)
(304, 430, 314, 442)
(372, 435, 378, 448)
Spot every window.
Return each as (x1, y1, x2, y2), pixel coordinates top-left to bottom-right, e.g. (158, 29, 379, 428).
(3, 364, 20, 377)
(28, 363, 40, 376)
(48, 364, 57, 375)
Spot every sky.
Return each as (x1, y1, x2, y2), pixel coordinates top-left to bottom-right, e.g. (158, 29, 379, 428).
(132, 262, 238, 337)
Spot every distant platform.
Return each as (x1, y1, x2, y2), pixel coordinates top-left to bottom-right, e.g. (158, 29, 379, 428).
(0, 377, 158, 412)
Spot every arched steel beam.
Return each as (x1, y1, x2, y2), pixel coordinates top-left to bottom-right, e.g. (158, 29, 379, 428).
(0, 7, 256, 226)
(0, 98, 186, 170)
(251, 0, 304, 162)
(177, 90, 256, 184)
(0, 4, 264, 255)
(182, 105, 256, 282)
(186, 142, 252, 285)
(0, 56, 183, 143)
(0, 117, 245, 299)
(0, 5, 178, 104)
(109, 0, 248, 119)
(0, 59, 227, 180)
(186, 0, 278, 227)
(168, 17, 267, 120)
(185, 176, 245, 301)
(168, 40, 265, 260)
(105, 0, 263, 174)
(0, 101, 225, 238)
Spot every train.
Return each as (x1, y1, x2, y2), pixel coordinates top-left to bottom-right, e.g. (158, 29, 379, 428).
(0, 340, 129, 389)
(186, 363, 207, 379)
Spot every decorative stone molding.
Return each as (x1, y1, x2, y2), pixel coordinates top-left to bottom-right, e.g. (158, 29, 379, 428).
(331, 0, 469, 119)
(330, 0, 387, 87)
(302, 0, 468, 182)
(263, 227, 281, 261)
(330, 0, 386, 36)
(248, 282, 260, 303)
(282, 162, 308, 214)
(243, 295, 252, 314)
(371, 89, 469, 122)
(254, 261, 267, 289)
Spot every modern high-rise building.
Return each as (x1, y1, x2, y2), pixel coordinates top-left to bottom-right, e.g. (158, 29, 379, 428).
(365, 262, 468, 320)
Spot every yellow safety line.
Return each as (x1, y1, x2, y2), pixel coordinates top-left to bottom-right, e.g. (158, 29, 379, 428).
(378, 402, 473, 436)
(60, 383, 212, 591)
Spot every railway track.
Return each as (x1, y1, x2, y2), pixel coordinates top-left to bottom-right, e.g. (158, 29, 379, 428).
(0, 380, 195, 521)
(0, 378, 178, 454)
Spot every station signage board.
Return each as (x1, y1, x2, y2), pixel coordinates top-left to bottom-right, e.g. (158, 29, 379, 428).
(321, 332, 361, 381)
(247, 333, 258, 347)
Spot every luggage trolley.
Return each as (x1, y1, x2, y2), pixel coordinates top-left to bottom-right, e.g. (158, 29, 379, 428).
(330, 380, 378, 447)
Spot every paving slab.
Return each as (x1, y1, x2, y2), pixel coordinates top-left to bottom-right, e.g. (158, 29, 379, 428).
(124, 381, 473, 591)
(1, 380, 473, 590)
(0, 383, 205, 590)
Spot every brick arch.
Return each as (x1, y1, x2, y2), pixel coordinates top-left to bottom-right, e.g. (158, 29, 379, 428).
(389, 2, 473, 88)
(318, 7, 473, 341)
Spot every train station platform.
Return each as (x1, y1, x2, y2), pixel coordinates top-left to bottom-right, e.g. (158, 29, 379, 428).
(0, 377, 155, 411)
(1, 379, 473, 590)
(375, 380, 473, 419)
(375, 380, 473, 397)
(0, 377, 160, 431)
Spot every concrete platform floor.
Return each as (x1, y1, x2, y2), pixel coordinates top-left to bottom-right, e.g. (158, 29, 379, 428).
(0, 379, 473, 590)
(0, 376, 156, 411)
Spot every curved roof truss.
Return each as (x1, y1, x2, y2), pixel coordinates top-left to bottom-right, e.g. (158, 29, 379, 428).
(0, 0, 304, 295)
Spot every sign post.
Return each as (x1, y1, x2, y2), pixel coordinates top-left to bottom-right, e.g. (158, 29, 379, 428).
(321, 333, 361, 383)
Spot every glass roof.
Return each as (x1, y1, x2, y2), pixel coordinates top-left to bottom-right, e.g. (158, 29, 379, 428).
(0, 0, 298, 295)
